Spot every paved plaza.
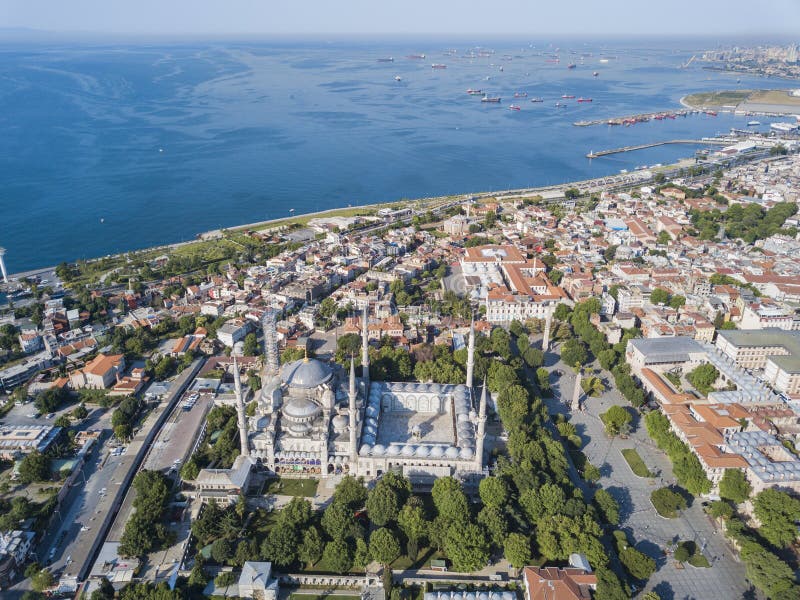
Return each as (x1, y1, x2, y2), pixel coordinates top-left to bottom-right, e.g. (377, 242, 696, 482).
(545, 351, 752, 600)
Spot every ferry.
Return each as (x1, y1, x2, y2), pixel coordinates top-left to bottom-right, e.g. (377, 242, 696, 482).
(431, 63, 447, 69)
(561, 94, 575, 99)
(577, 97, 592, 102)
(513, 92, 528, 98)
(407, 54, 426, 59)
(377, 57, 394, 63)
(509, 104, 521, 111)
(747, 120, 761, 126)
(530, 97, 544, 103)
(481, 95, 501, 103)
(466, 88, 483, 95)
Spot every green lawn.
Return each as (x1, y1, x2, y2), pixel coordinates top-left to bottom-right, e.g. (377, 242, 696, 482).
(621, 449, 654, 478)
(267, 477, 319, 497)
(688, 553, 711, 568)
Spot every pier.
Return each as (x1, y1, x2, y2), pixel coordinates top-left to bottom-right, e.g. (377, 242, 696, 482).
(574, 109, 696, 127)
(586, 139, 730, 159)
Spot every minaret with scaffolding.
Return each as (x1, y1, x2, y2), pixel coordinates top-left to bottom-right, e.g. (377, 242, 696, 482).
(261, 309, 280, 378)
(361, 303, 370, 388)
(232, 355, 249, 458)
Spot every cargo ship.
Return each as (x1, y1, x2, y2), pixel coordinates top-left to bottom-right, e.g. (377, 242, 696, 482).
(481, 95, 501, 103)
(561, 94, 575, 99)
(407, 54, 426, 59)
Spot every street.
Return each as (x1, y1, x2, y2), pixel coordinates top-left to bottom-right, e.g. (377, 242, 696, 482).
(544, 350, 750, 600)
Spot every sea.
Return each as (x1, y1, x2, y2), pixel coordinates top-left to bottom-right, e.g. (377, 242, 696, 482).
(0, 36, 795, 273)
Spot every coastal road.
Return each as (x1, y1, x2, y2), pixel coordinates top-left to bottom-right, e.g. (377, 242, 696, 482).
(544, 353, 750, 600)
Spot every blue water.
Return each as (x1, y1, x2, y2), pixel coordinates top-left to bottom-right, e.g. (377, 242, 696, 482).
(0, 38, 793, 272)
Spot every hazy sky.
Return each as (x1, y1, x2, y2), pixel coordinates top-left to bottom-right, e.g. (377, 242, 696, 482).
(2, 0, 799, 37)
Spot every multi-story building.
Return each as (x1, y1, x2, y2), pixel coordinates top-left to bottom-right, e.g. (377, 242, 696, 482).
(0, 530, 35, 588)
(69, 353, 126, 390)
(716, 329, 800, 396)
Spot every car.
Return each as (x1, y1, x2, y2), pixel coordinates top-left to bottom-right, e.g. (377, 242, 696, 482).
(46, 413, 55, 419)
(28, 412, 38, 418)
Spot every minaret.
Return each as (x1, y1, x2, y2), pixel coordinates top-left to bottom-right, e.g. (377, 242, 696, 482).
(261, 309, 279, 378)
(361, 303, 370, 387)
(349, 358, 358, 462)
(233, 355, 249, 458)
(475, 378, 487, 470)
(466, 319, 475, 389)
(542, 308, 552, 353)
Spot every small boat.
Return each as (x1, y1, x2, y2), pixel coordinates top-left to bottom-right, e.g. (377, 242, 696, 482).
(466, 88, 483, 95)
(394, 76, 402, 82)
(561, 94, 575, 99)
(705, 110, 718, 116)
(555, 102, 567, 108)
(431, 63, 447, 69)
(481, 95, 501, 103)
(593, 71, 599, 77)
(530, 97, 544, 103)
(747, 120, 761, 126)
(577, 97, 592, 102)
(407, 54, 426, 60)
(567, 63, 576, 69)
(499, 66, 504, 72)
(509, 104, 521, 111)
(377, 57, 394, 63)
(599, 58, 610, 63)
(513, 92, 528, 98)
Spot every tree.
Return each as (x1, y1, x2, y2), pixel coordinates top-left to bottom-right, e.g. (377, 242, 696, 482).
(650, 487, 686, 519)
(321, 501, 361, 542)
(673, 542, 691, 563)
(369, 527, 401, 565)
(479, 476, 509, 509)
(444, 523, 489, 572)
(560, 339, 588, 367)
(745, 549, 798, 598)
(353, 538, 370, 570)
(719, 469, 751, 504)
(600, 405, 631, 436)
(18, 451, 51, 483)
(593, 488, 620, 525)
(595, 566, 629, 600)
(299, 526, 324, 566)
(322, 539, 353, 574)
(262, 521, 299, 566)
(211, 537, 233, 564)
(686, 363, 719, 395)
(90, 578, 115, 600)
(503, 533, 532, 569)
(477, 505, 508, 549)
(34, 387, 68, 414)
(753, 488, 800, 548)
(242, 332, 259, 356)
(398, 498, 428, 555)
(280, 497, 312, 528)
(72, 404, 89, 420)
(669, 295, 686, 309)
(581, 375, 605, 397)
(618, 541, 656, 580)
(54, 415, 71, 428)
(432, 477, 469, 523)
(333, 475, 367, 509)
(30, 569, 55, 592)
(650, 288, 670, 305)
(366, 481, 401, 526)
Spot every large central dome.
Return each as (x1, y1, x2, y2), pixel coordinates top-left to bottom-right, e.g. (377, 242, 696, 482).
(280, 358, 333, 389)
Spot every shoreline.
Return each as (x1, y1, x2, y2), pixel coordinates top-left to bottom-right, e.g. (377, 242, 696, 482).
(7, 169, 652, 281)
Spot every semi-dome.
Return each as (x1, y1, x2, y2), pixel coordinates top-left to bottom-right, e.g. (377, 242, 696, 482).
(280, 358, 333, 389)
(283, 397, 321, 420)
(332, 414, 349, 432)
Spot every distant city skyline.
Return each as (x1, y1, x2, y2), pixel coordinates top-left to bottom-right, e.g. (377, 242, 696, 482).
(2, 0, 799, 38)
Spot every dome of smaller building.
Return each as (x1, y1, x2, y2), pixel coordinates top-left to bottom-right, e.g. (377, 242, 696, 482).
(401, 445, 415, 456)
(429, 446, 445, 458)
(457, 413, 469, 422)
(359, 445, 371, 456)
(332, 414, 349, 432)
(415, 446, 430, 457)
(460, 447, 474, 459)
(366, 405, 379, 418)
(372, 444, 386, 455)
(445, 446, 460, 459)
(386, 445, 401, 456)
(288, 422, 312, 435)
(283, 398, 321, 420)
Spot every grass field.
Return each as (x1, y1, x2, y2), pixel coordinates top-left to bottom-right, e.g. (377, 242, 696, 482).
(683, 90, 752, 108)
(748, 89, 800, 106)
(266, 477, 319, 497)
(688, 553, 711, 568)
(621, 449, 654, 478)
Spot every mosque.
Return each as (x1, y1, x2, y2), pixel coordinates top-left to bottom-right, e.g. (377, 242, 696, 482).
(250, 307, 489, 487)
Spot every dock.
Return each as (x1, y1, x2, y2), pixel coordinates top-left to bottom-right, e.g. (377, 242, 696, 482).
(586, 139, 730, 159)
(574, 109, 696, 127)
